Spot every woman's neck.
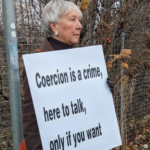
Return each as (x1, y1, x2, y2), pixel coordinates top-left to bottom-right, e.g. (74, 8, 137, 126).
(48, 36, 74, 50)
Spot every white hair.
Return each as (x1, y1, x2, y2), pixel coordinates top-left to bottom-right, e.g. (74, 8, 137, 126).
(42, 0, 83, 35)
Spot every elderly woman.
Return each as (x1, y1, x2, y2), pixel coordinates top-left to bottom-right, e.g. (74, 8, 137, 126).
(21, 0, 114, 150)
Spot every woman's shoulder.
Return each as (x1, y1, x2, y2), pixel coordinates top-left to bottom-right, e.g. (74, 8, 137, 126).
(36, 38, 54, 53)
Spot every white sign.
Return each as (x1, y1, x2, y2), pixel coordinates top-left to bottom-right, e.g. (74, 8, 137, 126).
(23, 45, 122, 150)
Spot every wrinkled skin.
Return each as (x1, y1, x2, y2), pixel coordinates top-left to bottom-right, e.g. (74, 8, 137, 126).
(50, 9, 82, 45)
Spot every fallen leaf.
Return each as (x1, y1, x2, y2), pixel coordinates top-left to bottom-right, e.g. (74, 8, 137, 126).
(121, 62, 128, 68)
(126, 146, 131, 150)
(107, 62, 112, 68)
(130, 119, 136, 127)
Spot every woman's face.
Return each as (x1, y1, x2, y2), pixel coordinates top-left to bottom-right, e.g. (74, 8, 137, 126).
(51, 9, 82, 45)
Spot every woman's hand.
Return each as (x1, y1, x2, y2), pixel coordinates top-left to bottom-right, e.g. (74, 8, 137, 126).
(107, 77, 114, 94)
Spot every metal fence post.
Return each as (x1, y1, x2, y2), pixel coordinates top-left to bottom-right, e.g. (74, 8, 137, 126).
(120, 31, 124, 140)
(120, 0, 124, 142)
(2, 0, 23, 149)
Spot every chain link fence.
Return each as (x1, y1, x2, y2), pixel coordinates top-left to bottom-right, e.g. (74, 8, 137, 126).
(0, 0, 150, 149)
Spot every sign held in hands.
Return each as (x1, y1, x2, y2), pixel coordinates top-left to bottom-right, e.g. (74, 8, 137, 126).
(23, 45, 122, 150)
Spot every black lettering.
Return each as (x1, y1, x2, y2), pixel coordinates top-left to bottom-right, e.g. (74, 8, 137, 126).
(71, 101, 74, 114)
(57, 73, 60, 84)
(70, 72, 72, 82)
(54, 139, 59, 150)
(56, 108, 60, 118)
(77, 132, 81, 143)
(90, 67, 97, 78)
(99, 123, 102, 135)
(53, 108, 56, 119)
(61, 137, 64, 150)
(58, 135, 61, 149)
(73, 134, 77, 147)
(101, 72, 103, 79)
(66, 132, 70, 146)
(81, 131, 85, 141)
(54, 74, 58, 85)
(62, 104, 65, 117)
(92, 128, 95, 138)
(74, 103, 78, 114)
(46, 75, 50, 86)
(87, 68, 90, 79)
(78, 70, 82, 81)
(72, 71, 76, 82)
(77, 99, 80, 113)
(36, 72, 41, 88)
(95, 126, 99, 136)
(79, 99, 84, 112)
(64, 72, 69, 83)
(50, 141, 54, 150)
(86, 129, 92, 139)
(49, 110, 53, 120)
(65, 106, 70, 116)
(50, 75, 54, 86)
(60, 73, 64, 84)
(42, 76, 46, 87)
(68, 131, 71, 146)
(43, 107, 49, 122)
(83, 69, 87, 79)
(97, 67, 100, 77)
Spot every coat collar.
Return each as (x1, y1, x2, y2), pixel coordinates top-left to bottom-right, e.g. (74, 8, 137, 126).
(40, 38, 54, 52)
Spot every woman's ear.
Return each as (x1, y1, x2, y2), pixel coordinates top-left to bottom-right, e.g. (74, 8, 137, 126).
(49, 23, 57, 33)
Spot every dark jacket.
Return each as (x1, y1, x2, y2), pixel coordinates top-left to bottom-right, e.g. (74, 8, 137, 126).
(23, 38, 54, 150)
